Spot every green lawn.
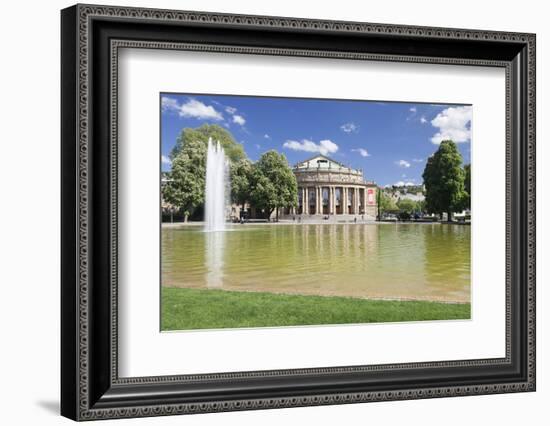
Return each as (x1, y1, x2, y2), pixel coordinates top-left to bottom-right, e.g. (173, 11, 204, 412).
(161, 287, 471, 331)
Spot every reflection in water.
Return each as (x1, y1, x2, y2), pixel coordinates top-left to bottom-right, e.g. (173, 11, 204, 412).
(162, 224, 470, 303)
(205, 231, 225, 288)
(423, 224, 471, 301)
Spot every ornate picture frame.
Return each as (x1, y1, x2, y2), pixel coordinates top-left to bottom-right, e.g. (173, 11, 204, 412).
(61, 4, 535, 421)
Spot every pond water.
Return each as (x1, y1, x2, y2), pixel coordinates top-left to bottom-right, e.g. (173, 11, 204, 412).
(161, 223, 470, 303)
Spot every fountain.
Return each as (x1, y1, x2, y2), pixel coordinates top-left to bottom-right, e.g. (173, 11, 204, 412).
(204, 138, 229, 232)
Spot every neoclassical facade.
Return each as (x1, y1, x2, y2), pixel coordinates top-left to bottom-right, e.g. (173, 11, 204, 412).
(286, 155, 378, 219)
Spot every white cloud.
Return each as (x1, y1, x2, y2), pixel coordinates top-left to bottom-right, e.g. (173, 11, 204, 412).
(351, 148, 370, 157)
(340, 122, 359, 133)
(179, 98, 223, 120)
(396, 160, 411, 168)
(420, 116, 428, 124)
(161, 96, 179, 112)
(161, 155, 172, 166)
(232, 114, 246, 126)
(406, 106, 419, 121)
(393, 180, 416, 187)
(430, 105, 472, 144)
(225, 106, 237, 114)
(255, 144, 261, 149)
(412, 158, 424, 163)
(162, 96, 223, 121)
(283, 139, 339, 156)
(264, 134, 271, 139)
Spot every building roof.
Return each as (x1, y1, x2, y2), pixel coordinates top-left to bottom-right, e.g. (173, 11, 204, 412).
(293, 155, 353, 171)
(292, 155, 378, 185)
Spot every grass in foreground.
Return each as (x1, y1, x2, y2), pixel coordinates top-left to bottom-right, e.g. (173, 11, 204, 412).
(161, 287, 470, 331)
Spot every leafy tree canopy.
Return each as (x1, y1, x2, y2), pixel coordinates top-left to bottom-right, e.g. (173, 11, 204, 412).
(378, 191, 398, 213)
(230, 159, 253, 208)
(396, 198, 418, 214)
(250, 151, 298, 218)
(422, 140, 467, 220)
(163, 137, 206, 220)
(164, 124, 247, 219)
(462, 163, 471, 211)
(170, 123, 246, 163)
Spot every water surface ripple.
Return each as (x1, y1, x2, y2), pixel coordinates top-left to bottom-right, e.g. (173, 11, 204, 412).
(161, 223, 470, 303)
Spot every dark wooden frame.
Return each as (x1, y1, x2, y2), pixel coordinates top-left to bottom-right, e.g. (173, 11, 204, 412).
(61, 3, 536, 421)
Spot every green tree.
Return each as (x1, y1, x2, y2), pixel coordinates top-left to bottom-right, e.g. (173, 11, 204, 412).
(250, 151, 298, 220)
(170, 123, 246, 163)
(230, 159, 253, 210)
(462, 164, 471, 211)
(163, 138, 206, 221)
(378, 190, 398, 217)
(163, 124, 247, 221)
(396, 198, 417, 214)
(422, 140, 467, 221)
(249, 169, 278, 219)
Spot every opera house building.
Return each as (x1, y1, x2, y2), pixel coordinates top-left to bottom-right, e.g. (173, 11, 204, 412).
(285, 155, 378, 220)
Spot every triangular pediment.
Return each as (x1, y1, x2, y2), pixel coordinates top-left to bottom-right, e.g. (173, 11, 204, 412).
(294, 155, 345, 170)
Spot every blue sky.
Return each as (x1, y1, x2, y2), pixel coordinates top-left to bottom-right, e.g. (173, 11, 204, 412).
(160, 93, 471, 187)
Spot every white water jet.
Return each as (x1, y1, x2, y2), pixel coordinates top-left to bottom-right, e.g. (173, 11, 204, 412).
(205, 231, 224, 288)
(204, 138, 229, 232)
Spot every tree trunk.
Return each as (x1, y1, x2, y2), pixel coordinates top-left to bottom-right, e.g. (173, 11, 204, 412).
(447, 210, 452, 222)
(184, 213, 189, 223)
(276, 207, 279, 222)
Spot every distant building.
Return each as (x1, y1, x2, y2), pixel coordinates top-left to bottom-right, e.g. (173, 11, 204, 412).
(384, 185, 425, 204)
(284, 155, 378, 219)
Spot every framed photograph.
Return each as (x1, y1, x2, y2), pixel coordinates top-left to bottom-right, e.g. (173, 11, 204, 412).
(61, 4, 536, 421)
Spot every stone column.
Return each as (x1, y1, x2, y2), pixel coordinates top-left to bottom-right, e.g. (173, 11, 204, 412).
(315, 186, 318, 215)
(355, 187, 359, 215)
(343, 186, 347, 215)
(317, 186, 321, 215)
(303, 187, 308, 215)
(315, 186, 319, 215)
(313, 186, 317, 215)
